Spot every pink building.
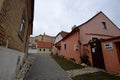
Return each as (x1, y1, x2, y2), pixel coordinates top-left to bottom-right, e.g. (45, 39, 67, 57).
(53, 31, 68, 55)
(59, 11, 120, 66)
(60, 29, 80, 63)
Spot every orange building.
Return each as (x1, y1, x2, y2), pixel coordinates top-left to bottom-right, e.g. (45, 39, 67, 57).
(60, 29, 80, 63)
(53, 31, 68, 55)
(57, 11, 120, 73)
(101, 37, 120, 73)
(83, 36, 120, 73)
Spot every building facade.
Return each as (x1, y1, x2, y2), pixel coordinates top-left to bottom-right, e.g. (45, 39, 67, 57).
(37, 41, 52, 54)
(101, 37, 120, 73)
(28, 33, 55, 53)
(29, 33, 55, 44)
(83, 36, 120, 73)
(53, 31, 68, 55)
(60, 29, 80, 63)
(0, 0, 34, 79)
(58, 12, 120, 67)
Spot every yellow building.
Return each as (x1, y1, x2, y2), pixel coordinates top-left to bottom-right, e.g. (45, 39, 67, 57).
(37, 41, 52, 54)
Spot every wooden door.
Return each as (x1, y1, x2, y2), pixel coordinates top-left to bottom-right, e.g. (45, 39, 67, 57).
(90, 39, 105, 69)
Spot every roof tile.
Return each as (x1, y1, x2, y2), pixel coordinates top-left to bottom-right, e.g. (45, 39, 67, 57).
(37, 41, 52, 48)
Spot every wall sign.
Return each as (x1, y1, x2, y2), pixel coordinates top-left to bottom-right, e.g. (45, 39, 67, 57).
(104, 43, 113, 50)
(92, 48, 95, 53)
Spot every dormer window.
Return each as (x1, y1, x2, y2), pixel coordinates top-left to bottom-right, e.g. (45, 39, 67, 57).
(102, 21, 107, 29)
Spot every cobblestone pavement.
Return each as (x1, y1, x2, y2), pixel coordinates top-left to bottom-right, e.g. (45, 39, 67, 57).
(66, 66, 120, 78)
(24, 54, 70, 80)
(16, 54, 36, 80)
(66, 67, 104, 77)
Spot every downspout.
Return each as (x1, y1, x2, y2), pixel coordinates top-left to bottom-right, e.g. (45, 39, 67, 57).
(24, 25, 29, 54)
(77, 27, 82, 61)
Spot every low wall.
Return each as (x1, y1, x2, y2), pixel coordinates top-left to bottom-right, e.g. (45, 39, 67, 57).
(0, 47, 24, 80)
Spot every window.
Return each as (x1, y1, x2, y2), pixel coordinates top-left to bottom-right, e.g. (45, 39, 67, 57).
(32, 46, 36, 49)
(92, 37, 98, 41)
(91, 36, 100, 41)
(43, 49, 45, 51)
(18, 10, 26, 40)
(102, 21, 107, 29)
(39, 49, 41, 51)
(49, 49, 51, 51)
(64, 44, 66, 50)
(35, 39, 38, 42)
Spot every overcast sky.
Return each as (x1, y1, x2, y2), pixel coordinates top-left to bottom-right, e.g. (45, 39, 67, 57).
(32, 0, 120, 37)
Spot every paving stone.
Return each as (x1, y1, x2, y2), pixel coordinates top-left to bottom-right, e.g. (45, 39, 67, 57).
(66, 67, 103, 77)
(16, 54, 36, 80)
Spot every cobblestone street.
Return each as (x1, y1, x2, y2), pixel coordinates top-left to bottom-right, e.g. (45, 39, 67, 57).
(66, 67, 104, 77)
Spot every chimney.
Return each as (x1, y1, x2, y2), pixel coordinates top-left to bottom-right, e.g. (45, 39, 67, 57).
(72, 25, 77, 30)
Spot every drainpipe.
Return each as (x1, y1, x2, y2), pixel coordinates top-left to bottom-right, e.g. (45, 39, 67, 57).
(77, 27, 82, 61)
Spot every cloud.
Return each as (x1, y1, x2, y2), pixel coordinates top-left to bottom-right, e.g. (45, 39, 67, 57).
(33, 0, 120, 36)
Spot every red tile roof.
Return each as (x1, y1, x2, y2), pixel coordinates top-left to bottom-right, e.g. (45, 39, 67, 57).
(55, 31, 68, 38)
(37, 41, 52, 48)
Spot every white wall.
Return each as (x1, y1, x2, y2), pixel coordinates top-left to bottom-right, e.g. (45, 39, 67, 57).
(28, 48, 37, 54)
(54, 35, 62, 44)
(0, 47, 24, 80)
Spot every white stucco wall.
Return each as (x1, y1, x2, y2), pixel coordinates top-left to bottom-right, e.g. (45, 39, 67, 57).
(28, 48, 37, 54)
(54, 35, 62, 44)
(0, 47, 24, 80)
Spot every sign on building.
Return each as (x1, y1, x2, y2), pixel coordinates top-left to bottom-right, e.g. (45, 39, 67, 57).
(104, 43, 113, 50)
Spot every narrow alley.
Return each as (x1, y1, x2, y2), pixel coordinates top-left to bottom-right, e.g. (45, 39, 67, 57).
(1, 0, 120, 80)
(24, 54, 70, 80)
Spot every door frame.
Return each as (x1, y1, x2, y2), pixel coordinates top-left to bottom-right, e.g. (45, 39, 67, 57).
(90, 38, 105, 69)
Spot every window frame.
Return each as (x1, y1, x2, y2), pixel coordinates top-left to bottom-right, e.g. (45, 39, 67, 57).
(39, 49, 41, 51)
(49, 49, 51, 51)
(64, 44, 66, 50)
(43, 49, 45, 51)
(102, 21, 107, 29)
(18, 9, 26, 41)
